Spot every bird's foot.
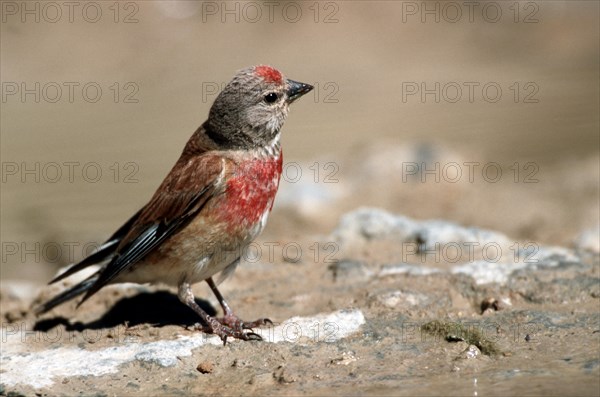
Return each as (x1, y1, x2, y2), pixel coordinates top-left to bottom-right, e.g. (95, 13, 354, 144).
(217, 313, 273, 331)
(192, 315, 270, 345)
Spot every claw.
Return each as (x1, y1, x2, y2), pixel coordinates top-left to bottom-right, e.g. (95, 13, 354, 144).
(180, 281, 270, 344)
(246, 332, 263, 341)
(205, 319, 267, 344)
(187, 316, 272, 343)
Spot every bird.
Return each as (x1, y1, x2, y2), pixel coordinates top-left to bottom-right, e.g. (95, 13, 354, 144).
(35, 65, 313, 343)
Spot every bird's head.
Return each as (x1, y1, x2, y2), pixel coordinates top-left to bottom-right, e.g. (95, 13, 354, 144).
(206, 65, 313, 149)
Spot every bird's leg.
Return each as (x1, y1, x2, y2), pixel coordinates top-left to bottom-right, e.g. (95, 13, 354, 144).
(206, 277, 273, 333)
(177, 282, 260, 344)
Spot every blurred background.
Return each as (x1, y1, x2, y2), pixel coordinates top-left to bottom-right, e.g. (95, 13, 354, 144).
(1, 0, 599, 283)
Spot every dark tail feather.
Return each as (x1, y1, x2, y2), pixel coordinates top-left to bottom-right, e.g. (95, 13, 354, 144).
(48, 207, 143, 285)
(35, 274, 98, 315)
(49, 240, 118, 284)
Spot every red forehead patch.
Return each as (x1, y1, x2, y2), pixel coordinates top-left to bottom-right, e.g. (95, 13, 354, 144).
(255, 65, 283, 84)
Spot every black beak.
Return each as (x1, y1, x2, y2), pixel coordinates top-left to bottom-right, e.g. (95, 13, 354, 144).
(286, 79, 313, 103)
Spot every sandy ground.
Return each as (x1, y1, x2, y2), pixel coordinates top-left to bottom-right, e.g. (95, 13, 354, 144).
(1, 1, 599, 396)
(1, 171, 599, 395)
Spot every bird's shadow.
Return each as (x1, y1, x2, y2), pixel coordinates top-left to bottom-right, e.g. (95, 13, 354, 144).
(33, 291, 217, 332)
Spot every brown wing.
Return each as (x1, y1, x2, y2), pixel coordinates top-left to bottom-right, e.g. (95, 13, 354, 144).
(78, 153, 226, 304)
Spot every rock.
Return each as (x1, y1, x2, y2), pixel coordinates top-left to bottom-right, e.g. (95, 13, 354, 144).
(249, 372, 275, 386)
(451, 260, 520, 285)
(574, 225, 600, 253)
(273, 365, 296, 384)
(0, 309, 365, 389)
(451, 243, 582, 285)
(329, 351, 358, 366)
(196, 362, 214, 374)
(480, 297, 511, 314)
(379, 263, 441, 277)
(331, 207, 583, 285)
(462, 344, 481, 360)
(373, 290, 430, 309)
(331, 207, 419, 246)
(328, 259, 374, 282)
(331, 207, 513, 256)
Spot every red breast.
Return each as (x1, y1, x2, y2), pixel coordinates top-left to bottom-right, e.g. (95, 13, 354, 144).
(214, 149, 283, 233)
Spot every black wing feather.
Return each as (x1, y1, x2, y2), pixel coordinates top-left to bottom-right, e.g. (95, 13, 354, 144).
(48, 208, 143, 284)
(35, 274, 99, 314)
(77, 186, 214, 306)
(36, 150, 224, 314)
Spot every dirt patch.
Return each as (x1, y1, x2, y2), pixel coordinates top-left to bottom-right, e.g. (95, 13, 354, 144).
(2, 204, 599, 396)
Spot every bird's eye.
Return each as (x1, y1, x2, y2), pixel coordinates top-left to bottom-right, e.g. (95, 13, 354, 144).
(264, 93, 278, 103)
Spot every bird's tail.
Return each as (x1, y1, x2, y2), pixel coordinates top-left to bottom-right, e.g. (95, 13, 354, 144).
(34, 274, 98, 315)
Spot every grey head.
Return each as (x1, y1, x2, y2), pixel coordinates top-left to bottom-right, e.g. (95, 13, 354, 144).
(204, 65, 313, 149)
